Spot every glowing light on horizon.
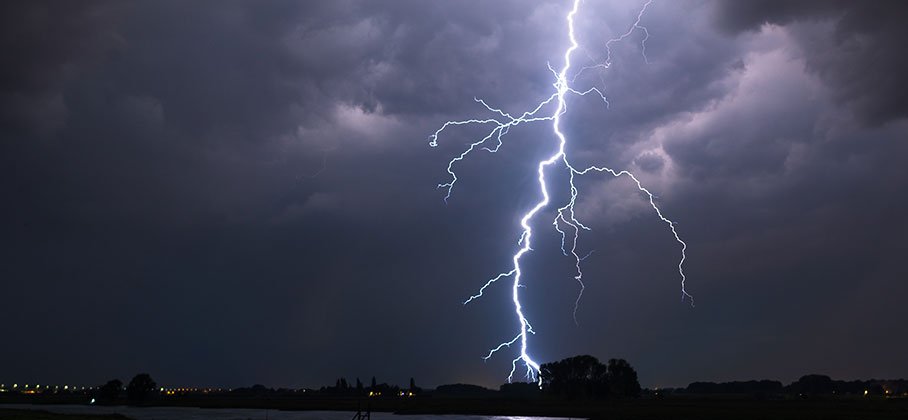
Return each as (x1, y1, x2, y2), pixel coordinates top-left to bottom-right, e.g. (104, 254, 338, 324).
(429, 0, 691, 383)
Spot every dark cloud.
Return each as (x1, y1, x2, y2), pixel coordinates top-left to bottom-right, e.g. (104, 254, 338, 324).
(1, 0, 906, 390)
(713, 0, 908, 125)
(633, 152, 664, 173)
(0, 1, 119, 135)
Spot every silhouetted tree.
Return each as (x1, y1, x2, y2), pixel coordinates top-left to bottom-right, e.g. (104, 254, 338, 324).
(500, 382, 540, 397)
(606, 358, 641, 398)
(409, 377, 422, 393)
(98, 379, 122, 401)
(126, 374, 156, 403)
(356, 378, 364, 393)
(540, 355, 609, 399)
(333, 378, 350, 393)
(371, 376, 377, 389)
(790, 374, 834, 395)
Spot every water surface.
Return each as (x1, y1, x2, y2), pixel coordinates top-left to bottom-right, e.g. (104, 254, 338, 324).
(1, 404, 573, 420)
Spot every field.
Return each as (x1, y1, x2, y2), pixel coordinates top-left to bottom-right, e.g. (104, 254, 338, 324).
(3, 394, 908, 420)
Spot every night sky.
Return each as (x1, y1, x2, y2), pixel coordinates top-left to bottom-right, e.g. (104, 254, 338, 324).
(2, 1, 907, 390)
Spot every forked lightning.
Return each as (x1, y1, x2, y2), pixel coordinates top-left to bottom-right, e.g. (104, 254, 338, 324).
(428, 0, 691, 384)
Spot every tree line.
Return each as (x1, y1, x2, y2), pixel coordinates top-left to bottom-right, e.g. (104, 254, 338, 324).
(681, 374, 908, 397)
(96, 373, 157, 403)
(87, 355, 640, 403)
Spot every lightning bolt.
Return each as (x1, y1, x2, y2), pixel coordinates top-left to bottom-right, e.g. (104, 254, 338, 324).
(428, 0, 691, 384)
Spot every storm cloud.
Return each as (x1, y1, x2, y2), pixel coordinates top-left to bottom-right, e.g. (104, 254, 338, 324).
(714, 0, 908, 125)
(1, 0, 906, 389)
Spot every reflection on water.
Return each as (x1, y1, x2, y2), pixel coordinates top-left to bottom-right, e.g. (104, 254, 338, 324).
(0, 404, 572, 420)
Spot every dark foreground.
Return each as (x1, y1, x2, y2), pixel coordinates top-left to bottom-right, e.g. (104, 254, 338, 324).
(3, 395, 908, 420)
(0, 408, 129, 420)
